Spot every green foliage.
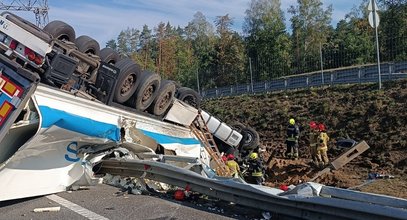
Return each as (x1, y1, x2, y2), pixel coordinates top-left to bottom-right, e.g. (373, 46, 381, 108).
(107, 1, 406, 90)
(289, 0, 333, 74)
(244, 0, 292, 79)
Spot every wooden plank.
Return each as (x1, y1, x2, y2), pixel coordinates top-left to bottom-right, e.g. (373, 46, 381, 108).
(311, 141, 370, 181)
(310, 167, 331, 182)
(330, 141, 370, 170)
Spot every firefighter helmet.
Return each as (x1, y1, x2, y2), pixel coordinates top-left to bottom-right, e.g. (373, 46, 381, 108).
(318, 123, 326, 132)
(309, 121, 318, 130)
(249, 152, 258, 160)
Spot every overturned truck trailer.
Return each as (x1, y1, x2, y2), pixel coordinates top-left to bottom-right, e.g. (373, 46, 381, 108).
(0, 70, 242, 201)
(0, 11, 244, 201)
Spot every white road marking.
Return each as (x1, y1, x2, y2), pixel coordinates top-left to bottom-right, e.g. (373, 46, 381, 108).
(46, 194, 109, 220)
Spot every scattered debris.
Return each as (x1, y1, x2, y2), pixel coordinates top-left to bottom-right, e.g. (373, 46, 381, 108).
(174, 190, 185, 201)
(262, 211, 272, 220)
(279, 185, 289, 191)
(103, 173, 146, 195)
(33, 206, 61, 212)
(368, 173, 395, 179)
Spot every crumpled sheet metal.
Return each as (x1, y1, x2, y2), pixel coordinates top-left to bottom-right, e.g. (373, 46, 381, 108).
(278, 182, 324, 198)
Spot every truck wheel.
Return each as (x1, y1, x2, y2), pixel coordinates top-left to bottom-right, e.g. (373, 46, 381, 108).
(114, 58, 141, 103)
(241, 127, 260, 150)
(75, 35, 100, 56)
(43, 20, 76, 42)
(177, 87, 201, 109)
(230, 121, 246, 133)
(128, 71, 161, 111)
(148, 80, 176, 116)
(100, 48, 119, 65)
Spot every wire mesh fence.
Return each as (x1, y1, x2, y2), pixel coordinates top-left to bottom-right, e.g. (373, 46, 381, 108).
(200, 34, 407, 98)
(201, 61, 407, 98)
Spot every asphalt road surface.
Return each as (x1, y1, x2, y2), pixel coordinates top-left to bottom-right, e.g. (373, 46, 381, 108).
(0, 184, 263, 220)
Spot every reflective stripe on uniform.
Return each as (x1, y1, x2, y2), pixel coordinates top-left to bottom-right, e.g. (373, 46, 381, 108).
(252, 171, 263, 177)
(286, 137, 297, 141)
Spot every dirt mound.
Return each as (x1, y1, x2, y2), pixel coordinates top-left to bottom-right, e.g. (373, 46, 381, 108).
(203, 79, 407, 198)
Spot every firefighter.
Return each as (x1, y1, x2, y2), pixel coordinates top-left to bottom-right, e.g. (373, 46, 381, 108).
(286, 118, 300, 159)
(316, 123, 330, 167)
(226, 154, 240, 178)
(309, 121, 319, 165)
(246, 152, 264, 185)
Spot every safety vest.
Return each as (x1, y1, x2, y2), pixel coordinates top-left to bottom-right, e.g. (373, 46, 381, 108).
(226, 160, 239, 176)
(252, 171, 263, 177)
(286, 125, 299, 142)
(249, 159, 263, 177)
(318, 132, 330, 150)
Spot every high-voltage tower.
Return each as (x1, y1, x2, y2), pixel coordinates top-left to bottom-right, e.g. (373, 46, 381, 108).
(0, 0, 48, 27)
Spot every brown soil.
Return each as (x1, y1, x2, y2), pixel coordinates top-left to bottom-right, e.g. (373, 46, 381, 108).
(202, 79, 407, 199)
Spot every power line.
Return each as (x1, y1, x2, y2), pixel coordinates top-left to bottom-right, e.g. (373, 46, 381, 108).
(0, 0, 49, 27)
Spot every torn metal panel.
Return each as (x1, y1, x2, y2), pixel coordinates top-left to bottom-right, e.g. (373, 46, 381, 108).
(121, 116, 204, 159)
(164, 99, 198, 126)
(121, 117, 158, 152)
(0, 126, 114, 201)
(0, 85, 210, 201)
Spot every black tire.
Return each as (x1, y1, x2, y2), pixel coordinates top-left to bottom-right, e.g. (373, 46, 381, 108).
(177, 87, 201, 109)
(230, 121, 246, 133)
(75, 35, 100, 56)
(43, 20, 76, 42)
(241, 126, 260, 150)
(128, 71, 161, 111)
(147, 80, 176, 116)
(100, 48, 120, 65)
(113, 58, 141, 103)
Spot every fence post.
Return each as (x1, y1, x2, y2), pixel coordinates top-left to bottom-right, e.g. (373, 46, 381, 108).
(389, 63, 393, 80)
(306, 76, 309, 88)
(330, 73, 334, 86)
(358, 67, 361, 84)
(284, 78, 288, 90)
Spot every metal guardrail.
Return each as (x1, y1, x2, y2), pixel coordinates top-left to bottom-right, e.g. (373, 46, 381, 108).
(98, 159, 407, 220)
(201, 61, 407, 98)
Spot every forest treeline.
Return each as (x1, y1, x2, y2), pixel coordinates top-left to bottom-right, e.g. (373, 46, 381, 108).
(105, 0, 407, 90)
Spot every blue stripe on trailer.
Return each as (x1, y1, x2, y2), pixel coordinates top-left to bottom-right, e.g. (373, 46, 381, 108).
(140, 130, 200, 145)
(38, 106, 200, 146)
(39, 106, 120, 142)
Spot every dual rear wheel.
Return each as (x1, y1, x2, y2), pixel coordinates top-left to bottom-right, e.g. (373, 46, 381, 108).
(43, 20, 201, 116)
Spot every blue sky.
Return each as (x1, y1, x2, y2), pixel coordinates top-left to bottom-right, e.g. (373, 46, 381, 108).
(9, 0, 364, 47)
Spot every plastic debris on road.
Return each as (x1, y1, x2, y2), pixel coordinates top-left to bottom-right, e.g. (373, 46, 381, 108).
(33, 207, 61, 212)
